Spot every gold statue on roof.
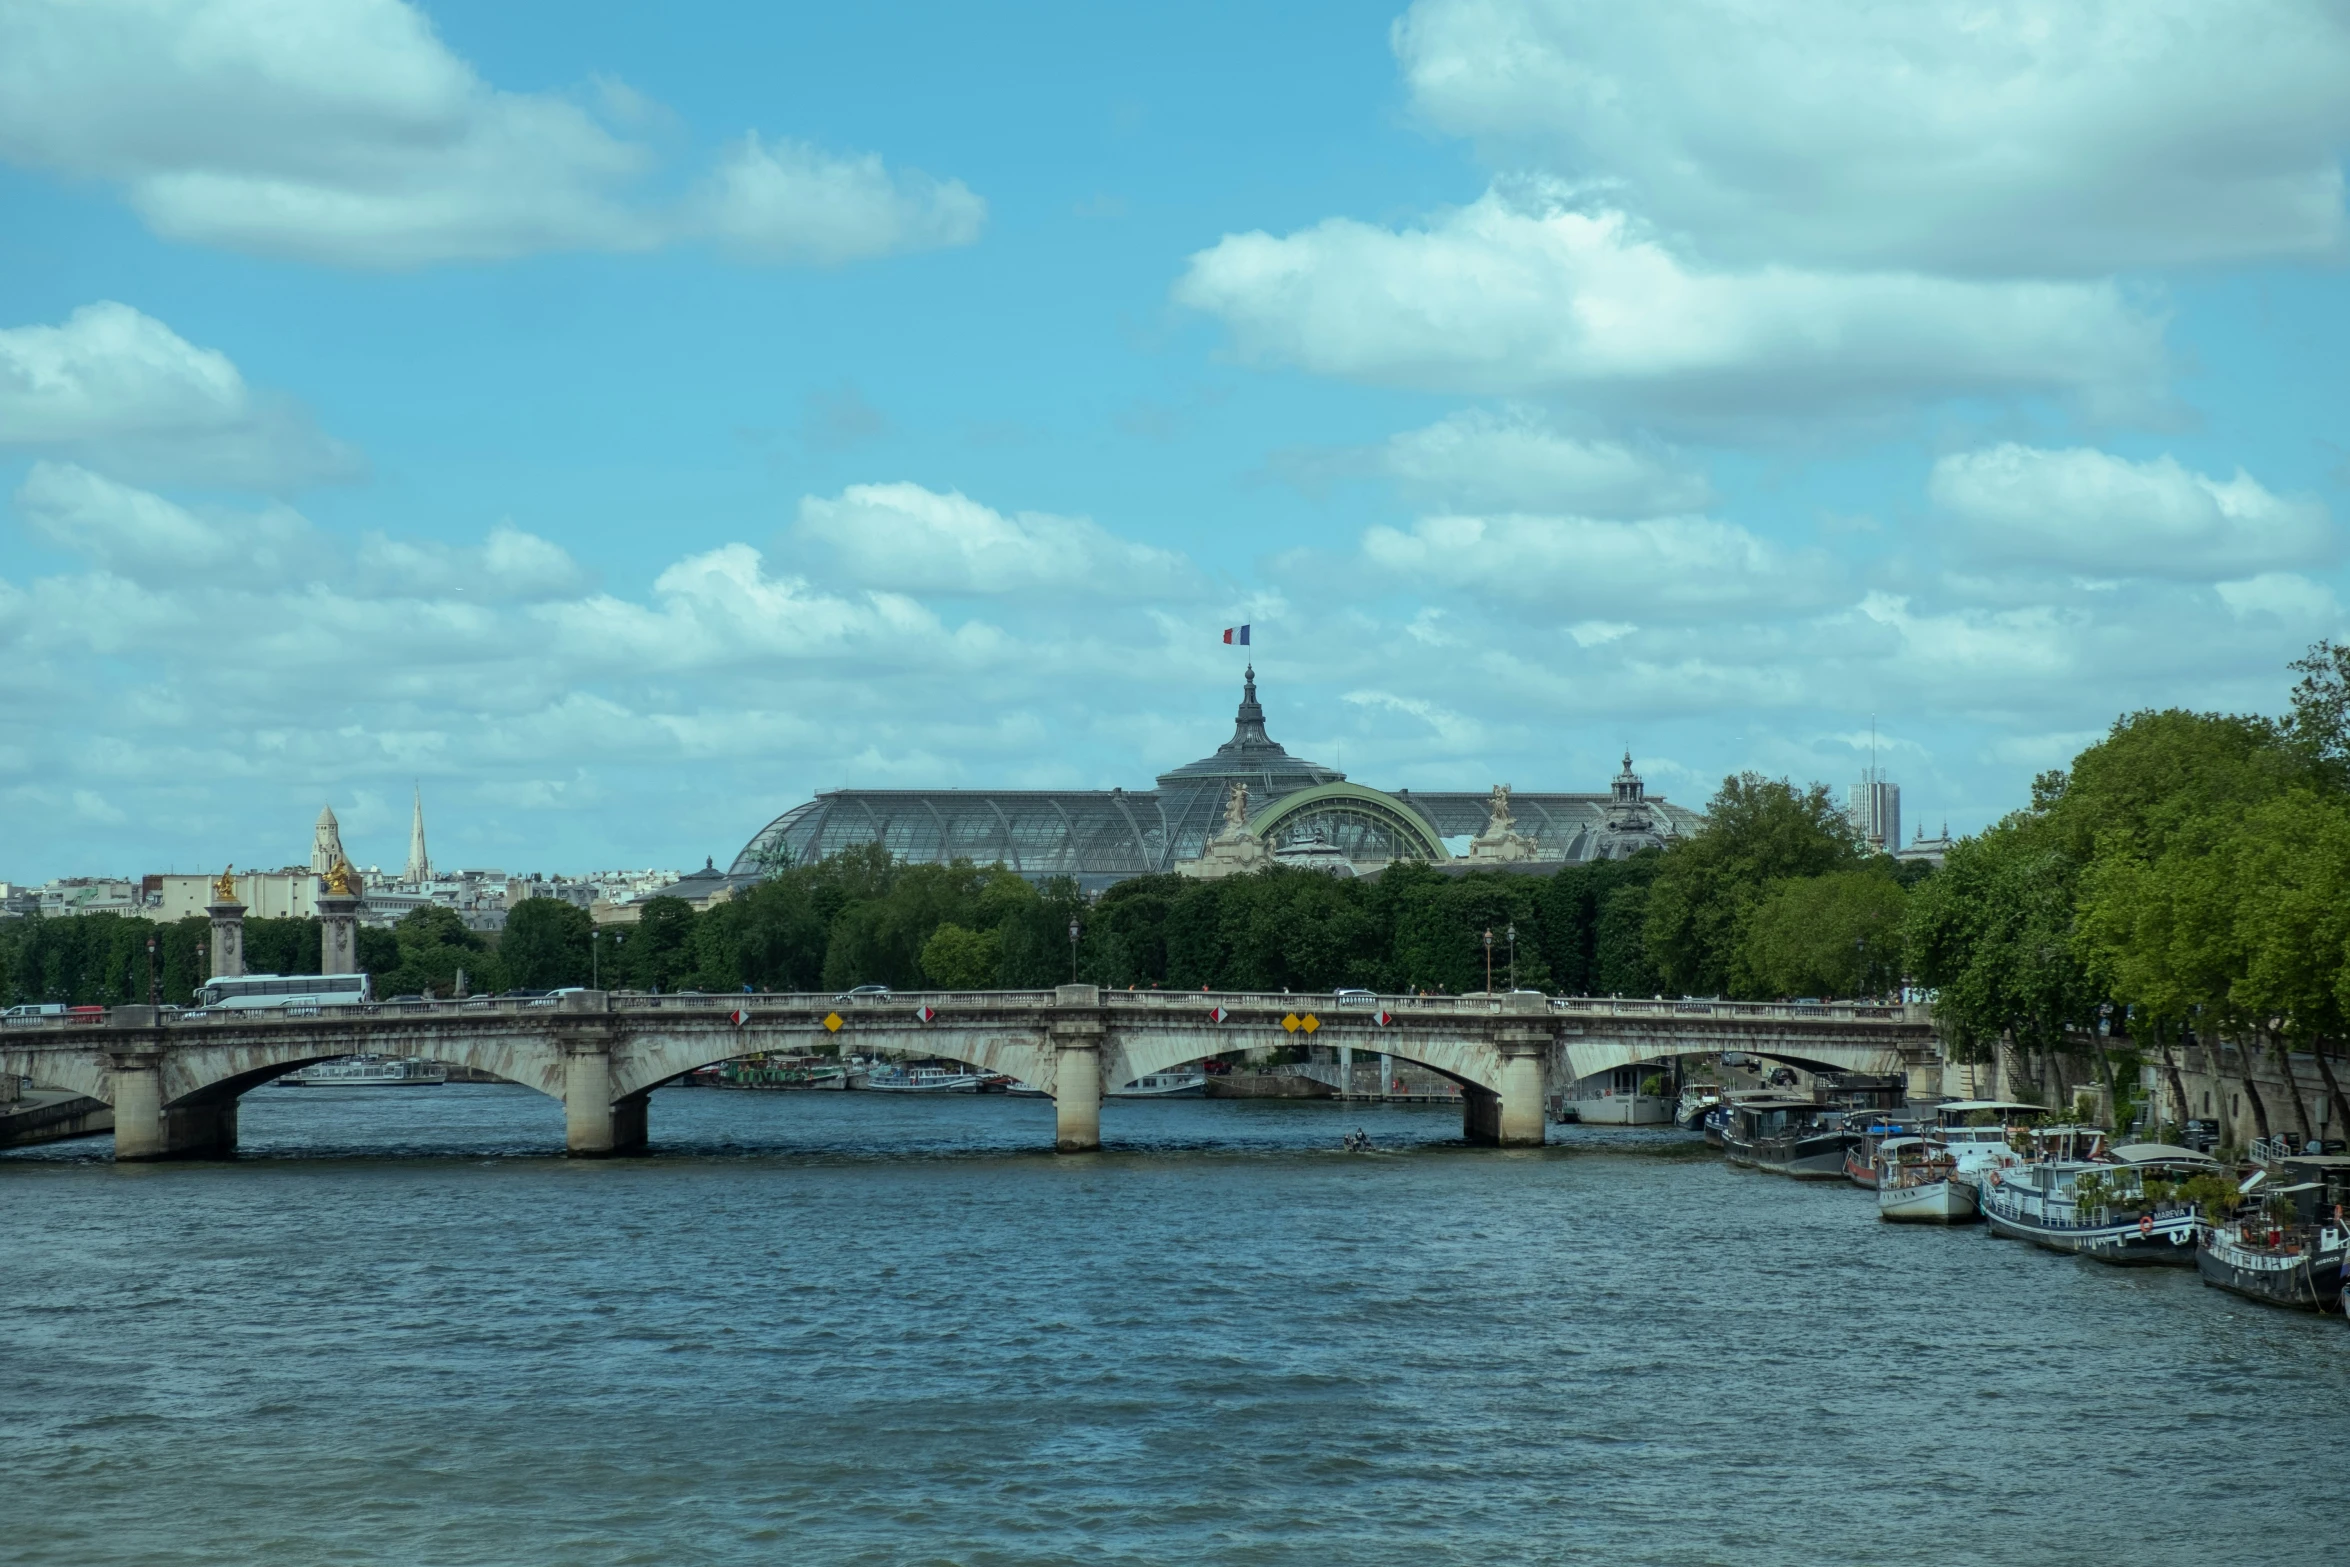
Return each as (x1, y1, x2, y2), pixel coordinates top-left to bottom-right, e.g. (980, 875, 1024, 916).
(212, 864, 237, 903)
(325, 857, 360, 897)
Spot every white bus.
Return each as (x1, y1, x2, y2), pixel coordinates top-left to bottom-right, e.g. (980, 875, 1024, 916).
(195, 973, 373, 1010)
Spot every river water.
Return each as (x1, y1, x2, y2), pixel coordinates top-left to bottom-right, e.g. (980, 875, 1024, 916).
(3, 1086, 2342, 1566)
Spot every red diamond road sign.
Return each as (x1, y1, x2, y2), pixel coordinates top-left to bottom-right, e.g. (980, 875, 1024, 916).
(1374, 1010, 1394, 1026)
(1209, 1006, 1230, 1023)
(917, 1005, 936, 1023)
(729, 1009, 750, 1026)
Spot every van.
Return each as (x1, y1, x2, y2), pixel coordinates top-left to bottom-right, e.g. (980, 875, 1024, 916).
(3, 1002, 68, 1019)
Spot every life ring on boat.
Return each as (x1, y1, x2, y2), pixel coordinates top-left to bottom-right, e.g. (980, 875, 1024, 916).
(1988, 1170, 2002, 1187)
(2138, 1214, 2154, 1237)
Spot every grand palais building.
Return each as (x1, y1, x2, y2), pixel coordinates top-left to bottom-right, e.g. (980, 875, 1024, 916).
(723, 669, 1703, 894)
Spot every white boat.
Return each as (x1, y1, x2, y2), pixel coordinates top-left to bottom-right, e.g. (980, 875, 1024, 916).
(278, 1055, 446, 1087)
(861, 1065, 987, 1093)
(1110, 1070, 1207, 1098)
(1560, 1064, 1675, 1125)
(1875, 1136, 1978, 1223)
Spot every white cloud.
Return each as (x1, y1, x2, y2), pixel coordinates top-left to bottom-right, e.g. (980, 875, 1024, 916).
(1361, 511, 1833, 615)
(1929, 443, 2333, 579)
(1175, 188, 2165, 421)
(794, 482, 1196, 597)
(688, 134, 985, 265)
(0, 301, 360, 488)
(14, 461, 320, 582)
(357, 523, 592, 602)
(1394, 0, 2350, 274)
(2215, 572, 2341, 624)
(1379, 407, 1709, 516)
(0, 0, 982, 268)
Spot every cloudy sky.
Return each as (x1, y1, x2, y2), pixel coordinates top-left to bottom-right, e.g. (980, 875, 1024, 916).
(4, 0, 2348, 880)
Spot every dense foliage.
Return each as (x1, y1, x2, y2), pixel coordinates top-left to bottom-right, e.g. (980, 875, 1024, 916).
(1901, 644, 2350, 1141)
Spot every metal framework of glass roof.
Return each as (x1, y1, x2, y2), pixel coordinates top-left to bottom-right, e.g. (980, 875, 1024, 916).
(729, 668, 1703, 891)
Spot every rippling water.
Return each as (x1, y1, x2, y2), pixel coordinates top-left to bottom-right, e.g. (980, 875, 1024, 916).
(4, 1085, 2342, 1566)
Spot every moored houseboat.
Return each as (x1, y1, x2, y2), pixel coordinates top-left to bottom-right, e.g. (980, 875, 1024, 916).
(862, 1063, 988, 1092)
(1561, 1062, 1676, 1125)
(2197, 1155, 2350, 1313)
(1844, 1110, 1929, 1188)
(1723, 1097, 1851, 1179)
(1875, 1136, 1977, 1223)
(1981, 1140, 2216, 1265)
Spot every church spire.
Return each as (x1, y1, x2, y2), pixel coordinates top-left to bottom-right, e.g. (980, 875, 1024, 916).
(404, 784, 432, 884)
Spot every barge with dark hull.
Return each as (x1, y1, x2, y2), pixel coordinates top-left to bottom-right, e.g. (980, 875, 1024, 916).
(1722, 1097, 1851, 1180)
(2197, 1155, 2350, 1313)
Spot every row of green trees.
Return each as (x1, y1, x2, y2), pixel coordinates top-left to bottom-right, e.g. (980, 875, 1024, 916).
(4, 789, 1920, 1006)
(1904, 642, 2350, 1141)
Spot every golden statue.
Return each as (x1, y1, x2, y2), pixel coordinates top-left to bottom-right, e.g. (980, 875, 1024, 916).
(325, 857, 360, 897)
(212, 863, 238, 903)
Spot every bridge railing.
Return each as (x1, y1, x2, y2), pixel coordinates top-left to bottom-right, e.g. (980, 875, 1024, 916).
(4, 989, 1928, 1033)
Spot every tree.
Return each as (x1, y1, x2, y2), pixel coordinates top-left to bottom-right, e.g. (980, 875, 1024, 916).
(374, 905, 495, 998)
(500, 898, 593, 989)
(920, 923, 1003, 988)
(1644, 773, 1860, 997)
(1743, 870, 1908, 998)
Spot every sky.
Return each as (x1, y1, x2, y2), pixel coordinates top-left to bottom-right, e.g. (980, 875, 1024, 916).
(4, 0, 2349, 882)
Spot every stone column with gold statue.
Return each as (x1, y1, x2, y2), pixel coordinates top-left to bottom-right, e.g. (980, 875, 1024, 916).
(205, 865, 246, 980)
(318, 858, 362, 975)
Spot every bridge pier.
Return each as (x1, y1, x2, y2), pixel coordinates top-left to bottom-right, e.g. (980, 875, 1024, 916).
(564, 1038, 644, 1156)
(1051, 985, 1104, 1152)
(110, 1046, 240, 1160)
(1462, 1021, 1548, 1147)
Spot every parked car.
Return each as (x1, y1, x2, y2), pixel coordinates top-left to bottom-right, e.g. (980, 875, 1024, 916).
(834, 985, 892, 1003)
(1333, 989, 1377, 1006)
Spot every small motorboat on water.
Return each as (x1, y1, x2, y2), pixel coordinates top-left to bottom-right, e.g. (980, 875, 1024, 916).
(1980, 1136, 2216, 1265)
(1675, 1084, 1723, 1131)
(2197, 1155, 2350, 1313)
(1875, 1136, 1977, 1223)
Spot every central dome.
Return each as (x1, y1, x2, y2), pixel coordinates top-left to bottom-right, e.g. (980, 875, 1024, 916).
(1154, 665, 1343, 799)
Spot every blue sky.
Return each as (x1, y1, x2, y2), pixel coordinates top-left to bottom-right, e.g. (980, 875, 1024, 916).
(4, 0, 2349, 880)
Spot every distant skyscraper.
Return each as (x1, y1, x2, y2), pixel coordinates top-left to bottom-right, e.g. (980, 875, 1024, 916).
(1850, 771, 1900, 854)
(404, 785, 432, 884)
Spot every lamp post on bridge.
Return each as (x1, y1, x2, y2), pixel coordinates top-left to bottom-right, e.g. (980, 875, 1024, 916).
(1482, 927, 1493, 994)
(1068, 917, 1081, 983)
(1506, 922, 1517, 992)
(146, 932, 158, 1007)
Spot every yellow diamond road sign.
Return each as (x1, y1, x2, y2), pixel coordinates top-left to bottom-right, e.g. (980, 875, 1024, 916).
(823, 1012, 844, 1032)
(1281, 1013, 1301, 1032)
(1299, 1013, 1320, 1034)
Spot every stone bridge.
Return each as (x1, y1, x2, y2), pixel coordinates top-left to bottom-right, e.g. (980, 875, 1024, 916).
(0, 987, 1938, 1160)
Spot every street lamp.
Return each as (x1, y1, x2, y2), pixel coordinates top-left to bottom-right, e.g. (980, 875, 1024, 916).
(146, 932, 158, 1006)
(1482, 927, 1494, 994)
(1068, 917, 1082, 983)
(1506, 922, 1518, 992)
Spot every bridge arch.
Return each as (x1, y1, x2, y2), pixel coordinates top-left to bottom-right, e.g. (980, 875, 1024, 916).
(1108, 1028, 1504, 1096)
(611, 1024, 1061, 1101)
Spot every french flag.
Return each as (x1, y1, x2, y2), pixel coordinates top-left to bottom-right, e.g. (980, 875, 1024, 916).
(1222, 624, 1250, 645)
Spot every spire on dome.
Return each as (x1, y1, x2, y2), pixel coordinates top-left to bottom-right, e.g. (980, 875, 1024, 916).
(1231, 663, 1268, 744)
